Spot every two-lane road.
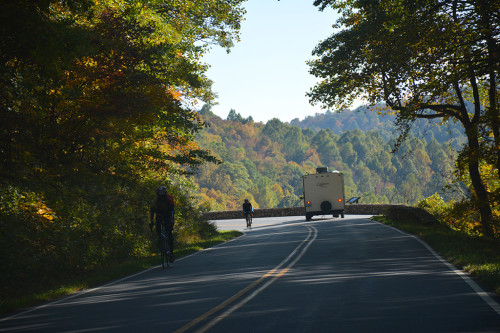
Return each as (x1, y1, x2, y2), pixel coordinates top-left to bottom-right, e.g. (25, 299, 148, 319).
(2, 216, 500, 332)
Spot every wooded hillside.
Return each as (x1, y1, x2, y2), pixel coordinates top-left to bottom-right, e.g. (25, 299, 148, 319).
(193, 106, 463, 211)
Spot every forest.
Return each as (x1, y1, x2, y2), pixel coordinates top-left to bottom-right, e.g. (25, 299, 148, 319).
(192, 105, 464, 211)
(0, 0, 245, 299)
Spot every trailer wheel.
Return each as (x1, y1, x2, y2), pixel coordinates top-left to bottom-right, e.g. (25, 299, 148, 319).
(341, 212, 345, 218)
(305, 213, 312, 221)
(320, 201, 332, 214)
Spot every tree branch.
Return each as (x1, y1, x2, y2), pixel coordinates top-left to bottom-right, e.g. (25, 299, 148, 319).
(453, 80, 470, 125)
(469, 72, 481, 124)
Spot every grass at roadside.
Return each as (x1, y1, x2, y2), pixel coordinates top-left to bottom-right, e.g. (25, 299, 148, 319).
(372, 215, 500, 295)
(0, 230, 242, 316)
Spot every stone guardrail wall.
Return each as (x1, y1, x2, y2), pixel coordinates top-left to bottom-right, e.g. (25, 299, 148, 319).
(202, 204, 439, 225)
(203, 204, 398, 220)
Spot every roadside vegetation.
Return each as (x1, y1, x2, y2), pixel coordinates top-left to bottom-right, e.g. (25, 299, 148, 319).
(0, 230, 241, 315)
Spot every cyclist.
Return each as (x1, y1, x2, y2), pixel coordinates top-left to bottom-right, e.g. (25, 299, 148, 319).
(242, 199, 253, 228)
(150, 185, 175, 262)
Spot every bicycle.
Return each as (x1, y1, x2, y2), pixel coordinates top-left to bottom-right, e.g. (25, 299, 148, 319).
(245, 211, 253, 229)
(159, 223, 172, 268)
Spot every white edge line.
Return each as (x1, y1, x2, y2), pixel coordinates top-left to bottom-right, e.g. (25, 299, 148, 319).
(0, 233, 247, 322)
(376, 220, 500, 316)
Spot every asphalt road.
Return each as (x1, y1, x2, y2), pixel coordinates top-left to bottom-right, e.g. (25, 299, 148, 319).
(2, 215, 500, 332)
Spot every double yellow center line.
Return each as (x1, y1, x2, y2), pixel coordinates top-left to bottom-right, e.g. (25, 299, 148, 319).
(174, 225, 318, 333)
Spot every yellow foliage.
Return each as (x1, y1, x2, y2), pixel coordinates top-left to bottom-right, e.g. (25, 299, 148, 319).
(166, 86, 183, 101)
(79, 56, 98, 68)
(36, 203, 56, 222)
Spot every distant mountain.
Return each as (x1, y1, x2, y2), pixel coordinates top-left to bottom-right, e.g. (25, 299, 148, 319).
(193, 105, 464, 212)
(290, 106, 466, 150)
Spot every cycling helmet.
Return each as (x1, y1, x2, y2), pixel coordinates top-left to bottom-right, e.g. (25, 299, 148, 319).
(156, 186, 167, 196)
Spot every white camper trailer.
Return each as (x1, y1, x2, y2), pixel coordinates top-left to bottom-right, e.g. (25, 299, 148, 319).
(302, 167, 345, 221)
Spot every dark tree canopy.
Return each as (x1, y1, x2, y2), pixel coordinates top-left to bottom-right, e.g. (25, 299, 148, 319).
(0, 0, 246, 299)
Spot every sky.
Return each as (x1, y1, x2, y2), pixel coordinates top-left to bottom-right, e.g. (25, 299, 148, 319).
(202, 0, 344, 123)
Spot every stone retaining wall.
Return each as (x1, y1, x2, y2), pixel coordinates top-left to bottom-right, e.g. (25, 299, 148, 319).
(202, 204, 408, 220)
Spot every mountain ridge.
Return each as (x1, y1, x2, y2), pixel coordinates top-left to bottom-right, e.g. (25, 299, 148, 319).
(193, 105, 464, 212)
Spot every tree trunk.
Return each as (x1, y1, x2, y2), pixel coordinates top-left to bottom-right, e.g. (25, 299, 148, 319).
(479, 0, 500, 178)
(488, 64, 500, 178)
(486, 37, 500, 178)
(460, 65, 496, 237)
(466, 126, 494, 237)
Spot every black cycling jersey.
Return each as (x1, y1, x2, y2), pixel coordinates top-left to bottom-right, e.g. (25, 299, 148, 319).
(242, 202, 253, 213)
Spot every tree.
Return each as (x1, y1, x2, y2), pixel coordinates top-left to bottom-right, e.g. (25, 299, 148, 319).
(262, 118, 288, 142)
(0, 0, 246, 295)
(227, 109, 253, 124)
(227, 109, 243, 122)
(282, 126, 309, 163)
(309, 0, 500, 235)
(1, 0, 246, 182)
(311, 129, 341, 165)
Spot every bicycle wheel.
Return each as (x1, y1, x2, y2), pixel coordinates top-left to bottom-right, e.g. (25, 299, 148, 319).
(160, 223, 169, 268)
(161, 236, 169, 268)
